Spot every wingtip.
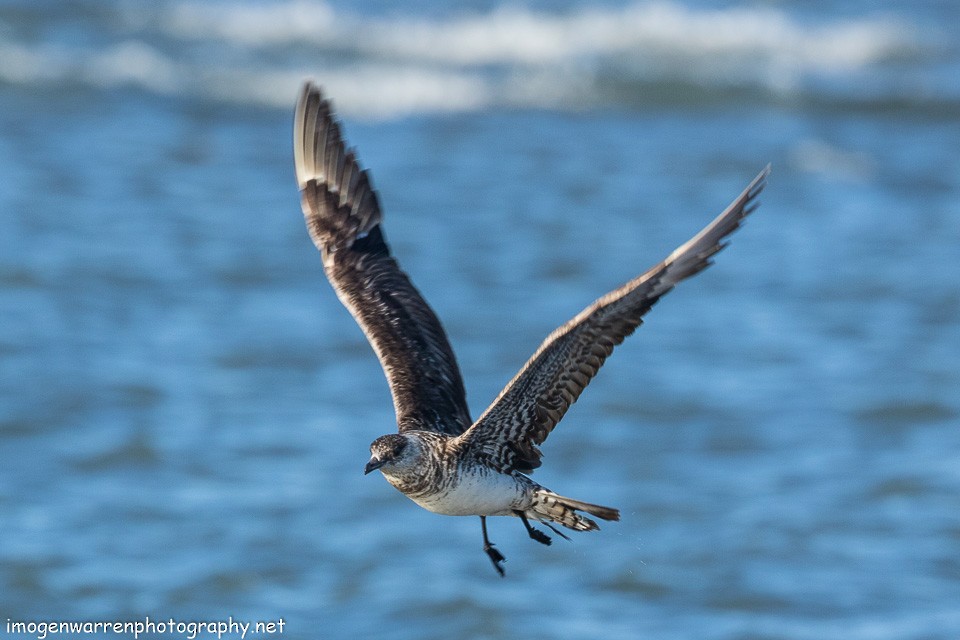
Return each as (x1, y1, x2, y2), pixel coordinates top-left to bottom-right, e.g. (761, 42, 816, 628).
(297, 78, 322, 106)
(751, 163, 771, 194)
(735, 163, 770, 218)
(749, 163, 771, 192)
(293, 79, 329, 190)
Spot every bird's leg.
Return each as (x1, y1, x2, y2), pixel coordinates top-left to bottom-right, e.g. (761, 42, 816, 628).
(480, 516, 506, 577)
(540, 519, 571, 541)
(514, 510, 553, 546)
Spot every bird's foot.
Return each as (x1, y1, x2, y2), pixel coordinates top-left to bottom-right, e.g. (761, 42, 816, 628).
(483, 543, 506, 577)
(528, 527, 552, 546)
(514, 510, 556, 546)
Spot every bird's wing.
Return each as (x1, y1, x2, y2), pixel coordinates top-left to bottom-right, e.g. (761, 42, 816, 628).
(457, 167, 769, 472)
(294, 81, 471, 435)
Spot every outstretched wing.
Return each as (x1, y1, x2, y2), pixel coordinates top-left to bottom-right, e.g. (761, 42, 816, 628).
(458, 167, 769, 472)
(294, 81, 471, 435)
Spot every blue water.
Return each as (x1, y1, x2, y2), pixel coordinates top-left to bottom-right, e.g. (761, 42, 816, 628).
(2, 1, 959, 638)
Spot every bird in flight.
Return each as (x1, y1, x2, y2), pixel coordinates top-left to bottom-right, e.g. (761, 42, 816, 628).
(293, 81, 768, 576)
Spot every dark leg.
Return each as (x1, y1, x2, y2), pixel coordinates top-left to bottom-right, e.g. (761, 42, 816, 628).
(514, 510, 553, 546)
(480, 516, 506, 577)
(540, 520, 571, 541)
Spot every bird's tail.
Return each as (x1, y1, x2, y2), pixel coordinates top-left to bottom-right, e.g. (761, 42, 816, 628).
(529, 489, 620, 532)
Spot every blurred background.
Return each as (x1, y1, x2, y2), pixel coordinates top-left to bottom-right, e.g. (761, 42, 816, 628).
(1, 1, 959, 638)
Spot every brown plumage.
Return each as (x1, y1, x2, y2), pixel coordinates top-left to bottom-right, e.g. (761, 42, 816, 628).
(294, 83, 471, 435)
(293, 80, 768, 576)
(459, 169, 767, 474)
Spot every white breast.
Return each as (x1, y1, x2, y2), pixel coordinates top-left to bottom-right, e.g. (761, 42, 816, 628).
(405, 469, 530, 517)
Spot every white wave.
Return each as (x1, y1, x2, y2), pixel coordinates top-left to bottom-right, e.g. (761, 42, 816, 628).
(150, 0, 923, 117)
(0, 1, 932, 120)
(0, 34, 491, 118)
(82, 42, 181, 92)
(161, 0, 917, 72)
(0, 40, 180, 93)
(370, 2, 912, 74)
(789, 139, 877, 181)
(162, 0, 338, 47)
(0, 42, 55, 84)
(207, 66, 493, 117)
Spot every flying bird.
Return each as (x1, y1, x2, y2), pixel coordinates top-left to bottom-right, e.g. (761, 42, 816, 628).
(293, 81, 768, 576)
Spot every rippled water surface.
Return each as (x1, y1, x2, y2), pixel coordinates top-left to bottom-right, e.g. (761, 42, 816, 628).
(2, 1, 959, 638)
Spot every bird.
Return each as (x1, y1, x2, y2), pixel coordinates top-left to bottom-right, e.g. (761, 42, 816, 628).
(293, 80, 768, 576)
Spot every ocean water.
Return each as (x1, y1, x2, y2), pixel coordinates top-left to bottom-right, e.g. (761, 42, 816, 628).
(1, 1, 959, 638)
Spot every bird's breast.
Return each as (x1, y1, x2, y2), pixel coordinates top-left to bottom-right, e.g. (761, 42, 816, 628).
(403, 468, 530, 517)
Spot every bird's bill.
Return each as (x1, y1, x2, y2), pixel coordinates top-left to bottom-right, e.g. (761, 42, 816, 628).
(364, 457, 385, 475)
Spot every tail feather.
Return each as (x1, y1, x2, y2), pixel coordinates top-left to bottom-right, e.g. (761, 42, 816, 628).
(530, 489, 620, 532)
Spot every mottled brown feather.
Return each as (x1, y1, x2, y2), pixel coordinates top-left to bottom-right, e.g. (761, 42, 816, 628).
(294, 81, 472, 435)
(458, 167, 769, 473)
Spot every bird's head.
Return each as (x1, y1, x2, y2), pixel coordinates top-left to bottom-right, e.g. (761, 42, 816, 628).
(365, 433, 418, 476)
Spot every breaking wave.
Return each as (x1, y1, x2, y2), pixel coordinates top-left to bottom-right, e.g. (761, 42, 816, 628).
(0, 0, 949, 119)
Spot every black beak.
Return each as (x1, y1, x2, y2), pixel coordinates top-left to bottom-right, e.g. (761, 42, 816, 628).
(364, 457, 385, 475)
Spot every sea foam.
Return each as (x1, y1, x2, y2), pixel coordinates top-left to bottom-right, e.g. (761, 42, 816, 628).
(0, 1, 933, 119)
